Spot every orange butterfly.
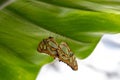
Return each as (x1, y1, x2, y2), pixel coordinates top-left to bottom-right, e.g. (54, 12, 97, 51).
(37, 37, 78, 70)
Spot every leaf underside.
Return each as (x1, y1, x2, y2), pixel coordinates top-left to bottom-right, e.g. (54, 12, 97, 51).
(0, 0, 120, 80)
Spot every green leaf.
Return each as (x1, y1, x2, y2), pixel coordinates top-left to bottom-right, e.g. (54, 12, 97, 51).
(0, 0, 7, 5)
(0, 0, 120, 80)
(39, 0, 120, 14)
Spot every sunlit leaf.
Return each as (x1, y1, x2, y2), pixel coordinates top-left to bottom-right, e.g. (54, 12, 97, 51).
(0, 0, 120, 80)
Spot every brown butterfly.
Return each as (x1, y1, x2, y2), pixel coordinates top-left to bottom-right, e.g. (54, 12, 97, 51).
(37, 37, 78, 70)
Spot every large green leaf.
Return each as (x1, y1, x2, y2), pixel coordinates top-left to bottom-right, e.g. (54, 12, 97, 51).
(0, 0, 120, 80)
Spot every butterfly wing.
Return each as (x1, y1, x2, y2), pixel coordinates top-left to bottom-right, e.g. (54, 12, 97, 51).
(37, 37, 59, 58)
(58, 42, 78, 70)
(37, 37, 78, 70)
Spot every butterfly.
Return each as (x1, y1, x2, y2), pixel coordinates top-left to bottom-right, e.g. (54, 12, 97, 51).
(37, 37, 78, 70)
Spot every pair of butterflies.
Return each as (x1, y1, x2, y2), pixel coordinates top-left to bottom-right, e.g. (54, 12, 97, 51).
(37, 37, 78, 70)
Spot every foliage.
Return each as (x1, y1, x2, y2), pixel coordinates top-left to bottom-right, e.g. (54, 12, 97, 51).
(0, 0, 120, 80)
